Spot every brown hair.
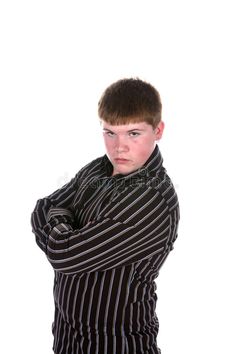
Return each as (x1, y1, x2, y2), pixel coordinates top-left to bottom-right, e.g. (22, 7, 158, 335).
(98, 78, 162, 128)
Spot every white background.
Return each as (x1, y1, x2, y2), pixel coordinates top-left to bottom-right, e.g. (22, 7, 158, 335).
(1, 0, 236, 353)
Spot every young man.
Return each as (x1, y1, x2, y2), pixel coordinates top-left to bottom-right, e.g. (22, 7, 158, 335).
(31, 78, 180, 354)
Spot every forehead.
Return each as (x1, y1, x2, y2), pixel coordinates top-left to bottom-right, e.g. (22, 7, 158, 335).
(101, 120, 152, 132)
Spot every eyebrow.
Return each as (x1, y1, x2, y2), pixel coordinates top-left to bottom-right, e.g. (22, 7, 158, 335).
(103, 128, 145, 132)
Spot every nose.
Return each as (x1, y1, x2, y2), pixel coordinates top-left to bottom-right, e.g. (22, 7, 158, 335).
(115, 136, 129, 153)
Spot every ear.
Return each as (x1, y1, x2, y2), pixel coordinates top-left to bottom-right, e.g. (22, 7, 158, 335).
(154, 121, 165, 140)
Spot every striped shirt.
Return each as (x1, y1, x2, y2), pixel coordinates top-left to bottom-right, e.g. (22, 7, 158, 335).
(31, 145, 180, 354)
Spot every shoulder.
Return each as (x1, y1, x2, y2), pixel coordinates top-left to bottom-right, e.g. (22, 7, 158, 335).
(112, 166, 179, 212)
(148, 167, 179, 212)
(74, 155, 105, 182)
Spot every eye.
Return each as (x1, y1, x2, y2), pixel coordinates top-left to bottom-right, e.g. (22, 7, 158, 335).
(129, 131, 140, 137)
(104, 131, 115, 137)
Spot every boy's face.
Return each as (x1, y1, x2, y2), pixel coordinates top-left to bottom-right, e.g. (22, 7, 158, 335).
(101, 120, 164, 176)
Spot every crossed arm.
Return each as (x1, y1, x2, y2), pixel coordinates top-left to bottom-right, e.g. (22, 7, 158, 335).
(31, 176, 179, 275)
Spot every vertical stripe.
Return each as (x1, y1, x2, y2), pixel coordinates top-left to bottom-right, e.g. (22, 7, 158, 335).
(112, 266, 125, 335)
(95, 272, 105, 331)
(86, 273, 98, 326)
(78, 273, 90, 335)
(104, 269, 115, 327)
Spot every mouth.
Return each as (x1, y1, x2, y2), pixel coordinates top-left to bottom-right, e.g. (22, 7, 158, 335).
(114, 158, 129, 164)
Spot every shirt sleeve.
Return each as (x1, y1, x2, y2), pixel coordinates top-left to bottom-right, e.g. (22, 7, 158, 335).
(41, 185, 180, 275)
(31, 173, 79, 253)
